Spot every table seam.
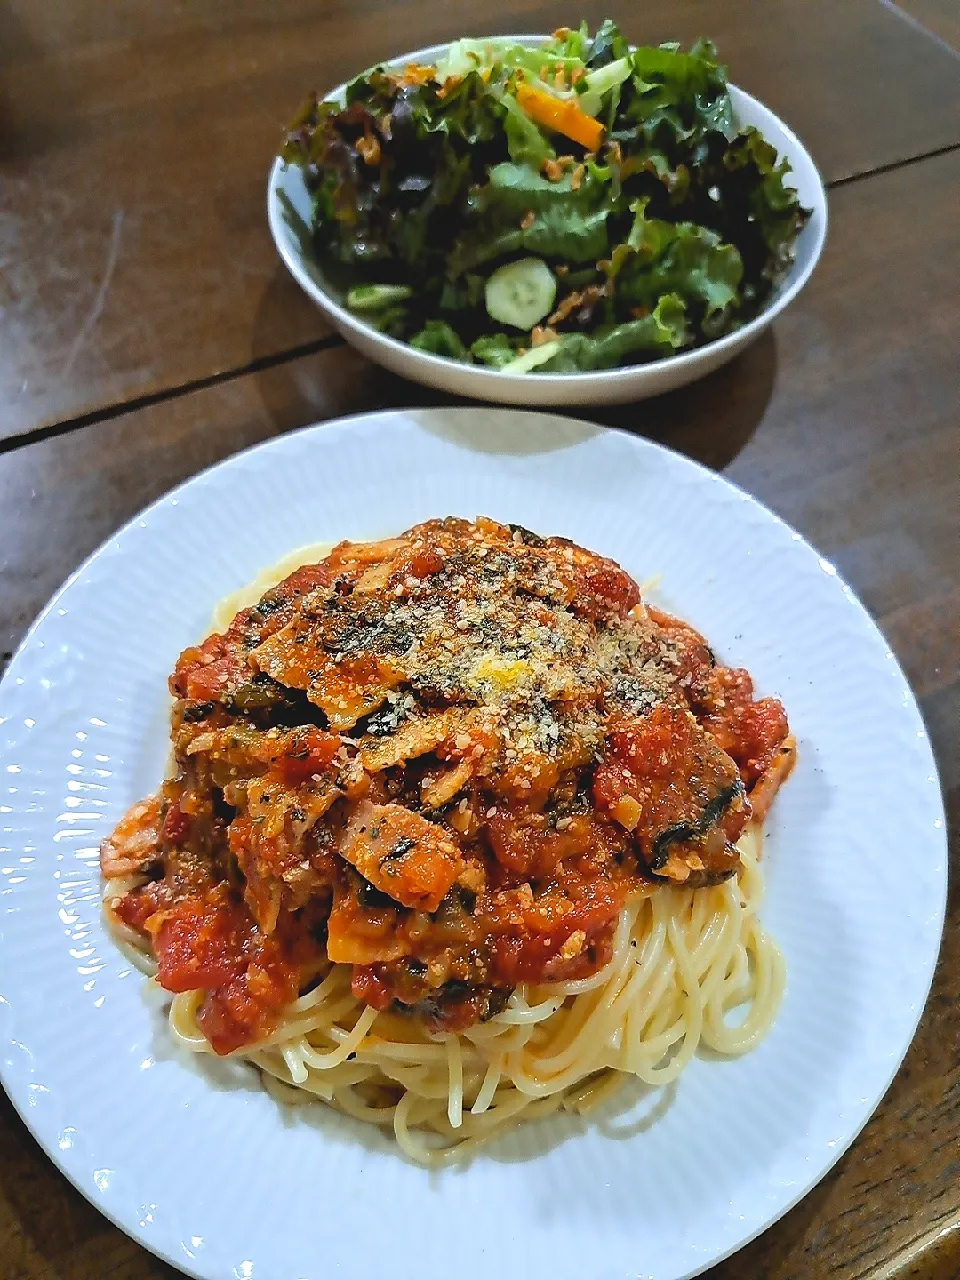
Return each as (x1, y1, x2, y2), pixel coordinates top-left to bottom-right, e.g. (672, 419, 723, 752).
(828, 139, 960, 189)
(0, 333, 343, 458)
(1, 140, 957, 459)
(879, 0, 960, 59)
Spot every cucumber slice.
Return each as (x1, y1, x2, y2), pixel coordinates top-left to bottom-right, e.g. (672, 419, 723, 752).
(484, 258, 557, 331)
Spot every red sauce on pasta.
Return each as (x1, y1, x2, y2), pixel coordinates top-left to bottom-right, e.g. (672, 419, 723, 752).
(102, 518, 794, 1054)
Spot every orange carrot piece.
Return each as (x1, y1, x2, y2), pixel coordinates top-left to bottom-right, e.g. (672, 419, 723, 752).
(514, 82, 604, 151)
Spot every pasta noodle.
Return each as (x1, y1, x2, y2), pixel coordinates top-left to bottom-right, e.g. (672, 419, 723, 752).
(160, 822, 782, 1165)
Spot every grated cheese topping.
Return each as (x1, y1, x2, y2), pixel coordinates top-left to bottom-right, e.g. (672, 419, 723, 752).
(248, 517, 683, 792)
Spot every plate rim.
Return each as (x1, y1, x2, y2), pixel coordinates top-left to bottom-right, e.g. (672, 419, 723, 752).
(0, 407, 947, 1280)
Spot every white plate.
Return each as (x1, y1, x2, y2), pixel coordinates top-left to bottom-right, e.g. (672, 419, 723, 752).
(268, 38, 827, 406)
(0, 409, 945, 1280)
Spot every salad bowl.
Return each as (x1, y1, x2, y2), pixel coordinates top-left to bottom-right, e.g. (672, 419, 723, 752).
(268, 33, 827, 406)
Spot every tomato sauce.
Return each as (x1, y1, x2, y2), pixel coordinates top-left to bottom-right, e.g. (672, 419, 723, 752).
(102, 518, 793, 1050)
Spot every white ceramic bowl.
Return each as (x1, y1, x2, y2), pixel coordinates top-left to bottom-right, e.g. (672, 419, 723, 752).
(267, 39, 828, 405)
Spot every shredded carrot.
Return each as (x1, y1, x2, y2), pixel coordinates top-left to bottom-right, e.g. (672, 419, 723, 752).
(514, 82, 604, 151)
(401, 63, 435, 85)
(356, 133, 381, 166)
(436, 74, 463, 99)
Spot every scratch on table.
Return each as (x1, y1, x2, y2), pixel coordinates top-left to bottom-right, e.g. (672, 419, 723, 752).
(62, 208, 125, 378)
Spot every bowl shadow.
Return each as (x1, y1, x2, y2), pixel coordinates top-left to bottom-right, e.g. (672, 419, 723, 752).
(251, 257, 776, 475)
(586, 325, 777, 471)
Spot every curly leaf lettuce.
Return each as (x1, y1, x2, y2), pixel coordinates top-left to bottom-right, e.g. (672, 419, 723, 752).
(610, 198, 743, 321)
(621, 39, 735, 147)
(470, 333, 520, 368)
(496, 89, 555, 165)
(409, 319, 470, 359)
(449, 205, 610, 276)
(538, 292, 688, 371)
(724, 128, 809, 264)
(474, 161, 610, 217)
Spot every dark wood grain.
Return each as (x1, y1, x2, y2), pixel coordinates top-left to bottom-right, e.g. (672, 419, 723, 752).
(1, 144, 958, 1280)
(2, 0, 959, 445)
(5, 148, 956, 660)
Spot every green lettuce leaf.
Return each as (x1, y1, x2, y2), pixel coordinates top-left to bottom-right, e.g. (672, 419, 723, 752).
(618, 39, 735, 150)
(500, 46, 587, 81)
(411, 70, 506, 146)
(489, 88, 554, 166)
(522, 206, 610, 260)
(662, 126, 810, 310)
(470, 333, 519, 368)
(473, 160, 610, 217)
(346, 283, 414, 312)
(724, 128, 809, 265)
(439, 273, 484, 313)
(585, 19, 630, 68)
(538, 293, 688, 371)
(449, 205, 609, 276)
(449, 158, 613, 276)
(611, 199, 743, 320)
(543, 21, 591, 62)
(577, 55, 632, 118)
(409, 320, 470, 359)
(434, 37, 510, 80)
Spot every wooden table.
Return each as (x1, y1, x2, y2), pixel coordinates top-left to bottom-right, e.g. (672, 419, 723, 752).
(1, 3, 957, 1277)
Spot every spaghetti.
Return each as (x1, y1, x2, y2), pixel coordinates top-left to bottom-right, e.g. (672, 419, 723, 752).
(101, 517, 793, 1164)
